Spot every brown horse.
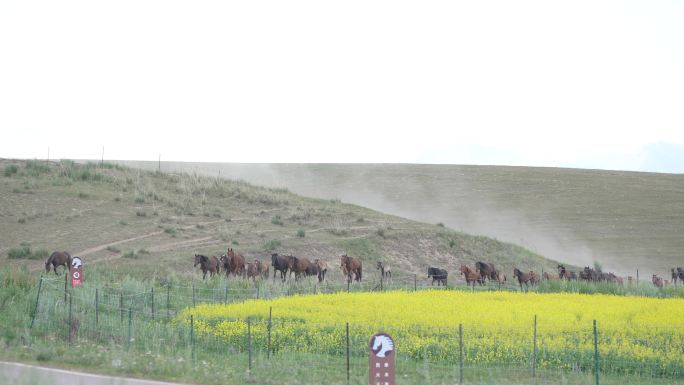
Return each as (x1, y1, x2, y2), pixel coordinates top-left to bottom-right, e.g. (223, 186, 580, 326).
(45, 251, 72, 275)
(475, 261, 497, 281)
(254, 259, 269, 279)
(495, 272, 507, 289)
(246, 262, 260, 281)
(225, 248, 246, 278)
(314, 259, 328, 282)
(513, 268, 537, 291)
(652, 274, 664, 288)
(543, 272, 559, 281)
(340, 254, 362, 283)
(289, 256, 313, 281)
(194, 254, 219, 280)
(460, 265, 482, 287)
(557, 264, 577, 280)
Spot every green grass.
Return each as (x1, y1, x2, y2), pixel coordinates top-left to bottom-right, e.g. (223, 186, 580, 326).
(1, 266, 682, 385)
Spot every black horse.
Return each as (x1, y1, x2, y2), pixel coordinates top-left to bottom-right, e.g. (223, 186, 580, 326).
(428, 267, 448, 286)
(271, 253, 292, 282)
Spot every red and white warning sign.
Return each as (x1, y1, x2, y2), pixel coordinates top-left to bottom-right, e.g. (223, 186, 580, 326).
(369, 333, 395, 385)
(70, 257, 83, 287)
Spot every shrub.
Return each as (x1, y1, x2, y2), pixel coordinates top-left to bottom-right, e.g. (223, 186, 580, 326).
(8, 246, 32, 259)
(271, 215, 284, 226)
(263, 239, 282, 252)
(297, 229, 306, 238)
(78, 192, 89, 199)
(31, 248, 49, 260)
(164, 227, 177, 235)
(136, 210, 147, 217)
(106, 246, 121, 253)
(25, 160, 51, 175)
(376, 228, 386, 238)
(123, 250, 138, 259)
(4, 164, 18, 177)
(135, 196, 145, 203)
(436, 222, 445, 227)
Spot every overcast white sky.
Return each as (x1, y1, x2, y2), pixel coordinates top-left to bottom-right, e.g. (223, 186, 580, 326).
(1, 1, 683, 172)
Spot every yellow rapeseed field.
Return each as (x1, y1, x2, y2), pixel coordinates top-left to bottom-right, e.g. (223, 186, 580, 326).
(181, 290, 684, 376)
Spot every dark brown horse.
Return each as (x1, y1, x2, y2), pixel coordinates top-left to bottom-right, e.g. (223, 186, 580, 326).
(194, 254, 219, 280)
(475, 261, 497, 281)
(340, 254, 362, 283)
(225, 248, 246, 278)
(45, 251, 72, 275)
(289, 256, 313, 281)
(271, 253, 293, 282)
(513, 268, 537, 291)
(557, 265, 577, 280)
(460, 265, 482, 287)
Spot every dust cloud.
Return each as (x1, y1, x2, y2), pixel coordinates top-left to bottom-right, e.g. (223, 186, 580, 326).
(115, 161, 677, 278)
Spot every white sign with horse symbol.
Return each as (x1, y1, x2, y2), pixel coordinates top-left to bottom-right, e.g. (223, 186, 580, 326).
(369, 333, 395, 385)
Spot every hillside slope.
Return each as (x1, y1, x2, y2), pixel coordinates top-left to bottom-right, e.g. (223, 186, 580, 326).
(117, 161, 684, 277)
(1, 159, 561, 282)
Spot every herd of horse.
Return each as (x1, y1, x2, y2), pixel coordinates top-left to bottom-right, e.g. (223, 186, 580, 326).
(43, 248, 684, 291)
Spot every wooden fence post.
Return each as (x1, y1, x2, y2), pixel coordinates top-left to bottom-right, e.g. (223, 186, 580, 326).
(95, 288, 99, 325)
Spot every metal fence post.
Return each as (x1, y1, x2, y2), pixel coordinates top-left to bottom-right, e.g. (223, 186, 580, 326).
(346, 322, 350, 385)
(95, 288, 99, 325)
(459, 323, 463, 385)
(167, 284, 170, 318)
(30, 275, 43, 329)
(268, 306, 272, 360)
(127, 307, 132, 350)
(248, 317, 252, 372)
(533, 315, 537, 377)
(67, 294, 73, 343)
(594, 320, 600, 385)
(190, 314, 195, 360)
(120, 291, 124, 323)
(151, 287, 155, 320)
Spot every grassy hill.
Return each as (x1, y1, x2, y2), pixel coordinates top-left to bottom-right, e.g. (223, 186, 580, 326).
(116, 161, 684, 277)
(0, 159, 561, 282)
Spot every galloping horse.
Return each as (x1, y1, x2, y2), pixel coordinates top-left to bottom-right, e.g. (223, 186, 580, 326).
(340, 254, 362, 283)
(376, 261, 392, 279)
(45, 251, 72, 275)
(513, 268, 536, 291)
(271, 253, 292, 282)
(194, 254, 220, 280)
(314, 259, 328, 282)
(557, 265, 577, 280)
(543, 272, 559, 281)
(226, 248, 246, 278)
(460, 265, 482, 287)
(475, 261, 497, 281)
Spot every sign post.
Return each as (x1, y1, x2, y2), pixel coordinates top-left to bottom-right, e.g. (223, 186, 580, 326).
(369, 333, 396, 385)
(70, 257, 83, 288)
